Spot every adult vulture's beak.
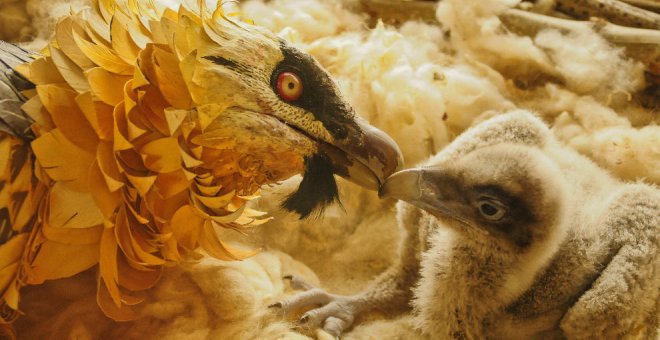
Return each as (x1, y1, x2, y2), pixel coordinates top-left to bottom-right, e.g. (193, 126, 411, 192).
(322, 118, 403, 191)
(280, 114, 404, 218)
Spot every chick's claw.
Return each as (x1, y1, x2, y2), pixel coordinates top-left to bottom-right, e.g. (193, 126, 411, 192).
(283, 275, 315, 291)
(270, 275, 361, 337)
(273, 288, 333, 313)
(296, 295, 360, 337)
(299, 298, 358, 329)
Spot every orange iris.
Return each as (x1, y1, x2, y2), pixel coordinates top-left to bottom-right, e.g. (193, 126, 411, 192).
(277, 72, 303, 101)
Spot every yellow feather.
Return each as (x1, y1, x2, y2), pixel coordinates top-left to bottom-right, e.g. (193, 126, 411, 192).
(0, 235, 27, 274)
(75, 91, 115, 141)
(55, 17, 96, 69)
(86, 67, 131, 105)
(48, 44, 90, 93)
(48, 182, 104, 229)
(110, 15, 141, 64)
(37, 84, 99, 152)
(73, 30, 133, 75)
(26, 240, 100, 285)
(140, 137, 183, 173)
(31, 129, 95, 191)
(2, 0, 279, 323)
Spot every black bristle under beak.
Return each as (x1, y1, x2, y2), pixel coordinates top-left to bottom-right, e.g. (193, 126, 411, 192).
(282, 153, 339, 219)
(281, 119, 403, 218)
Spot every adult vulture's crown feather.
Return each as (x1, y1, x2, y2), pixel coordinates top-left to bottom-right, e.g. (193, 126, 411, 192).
(0, 0, 402, 322)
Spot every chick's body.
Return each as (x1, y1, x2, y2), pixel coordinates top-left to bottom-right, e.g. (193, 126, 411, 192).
(393, 111, 658, 338)
(278, 111, 659, 339)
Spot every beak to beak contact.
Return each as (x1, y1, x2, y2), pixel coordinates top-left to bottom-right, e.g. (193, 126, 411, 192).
(325, 119, 404, 191)
(378, 168, 424, 200)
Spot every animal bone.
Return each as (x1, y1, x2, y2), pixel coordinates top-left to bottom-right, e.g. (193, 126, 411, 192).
(353, 0, 660, 46)
(352, 1, 659, 73)
(555, 0, 660, 29)
(620, 0, 660, 14)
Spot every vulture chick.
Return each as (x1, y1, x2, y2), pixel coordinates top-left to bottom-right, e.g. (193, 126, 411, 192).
(0, 0, 402, 323)
(275, 111, 659, 338)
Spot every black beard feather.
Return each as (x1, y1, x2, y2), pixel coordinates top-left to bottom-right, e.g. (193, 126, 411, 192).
(282, 153, 340, 219)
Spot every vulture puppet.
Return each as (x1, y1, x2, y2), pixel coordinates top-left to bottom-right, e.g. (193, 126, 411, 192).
(0, 0, 402, 324)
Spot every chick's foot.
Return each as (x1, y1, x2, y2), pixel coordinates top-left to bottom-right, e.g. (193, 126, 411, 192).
(269, 275, 366, 337)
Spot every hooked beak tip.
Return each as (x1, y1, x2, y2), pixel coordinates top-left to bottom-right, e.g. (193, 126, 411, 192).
(378, 169, 423, 200)
(355, 120, 404, 185)
(325, 119, 404, 191)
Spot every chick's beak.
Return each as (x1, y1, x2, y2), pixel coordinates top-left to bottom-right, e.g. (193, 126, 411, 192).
(322, 118, 404, 190)
(379, 168, 427, 202)
(379, 168, 469, 225)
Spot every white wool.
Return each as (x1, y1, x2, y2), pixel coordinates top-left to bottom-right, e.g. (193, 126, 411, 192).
(124, 251, 319, 340)
(16, 251, 321, 339)
(515, 83, 586, 118)
(242, 0, 364, 43)
(344, 316, 422, 340)
(436, 0, 560, 81)
(439, 65, 516, 135)
(436, 0, 646, 103)
(554, 113, 660, 183)
(572, 96, 632, 131)
(534, 29, 645, 96)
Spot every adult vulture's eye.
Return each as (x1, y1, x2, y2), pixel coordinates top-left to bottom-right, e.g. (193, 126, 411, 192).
(277, 71, 303, 101)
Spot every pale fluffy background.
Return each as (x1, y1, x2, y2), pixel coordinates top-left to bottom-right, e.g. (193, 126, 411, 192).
(3, 0, 658, 338)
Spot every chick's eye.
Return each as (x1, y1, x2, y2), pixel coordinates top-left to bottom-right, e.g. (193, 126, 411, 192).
(478, 201, 506, 221)
(277, 72, 303, 101)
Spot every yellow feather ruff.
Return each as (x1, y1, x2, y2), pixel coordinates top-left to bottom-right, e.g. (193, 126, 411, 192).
(0, 0, 293, 322)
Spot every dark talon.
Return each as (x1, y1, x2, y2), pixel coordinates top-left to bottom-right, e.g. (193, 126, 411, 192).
(283, 275, 293, 280)
(268, 302, 282, 308)
(299, 315, 309, 324)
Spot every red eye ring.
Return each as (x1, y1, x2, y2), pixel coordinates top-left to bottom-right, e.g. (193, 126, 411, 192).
(277, 71, 303, 102)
